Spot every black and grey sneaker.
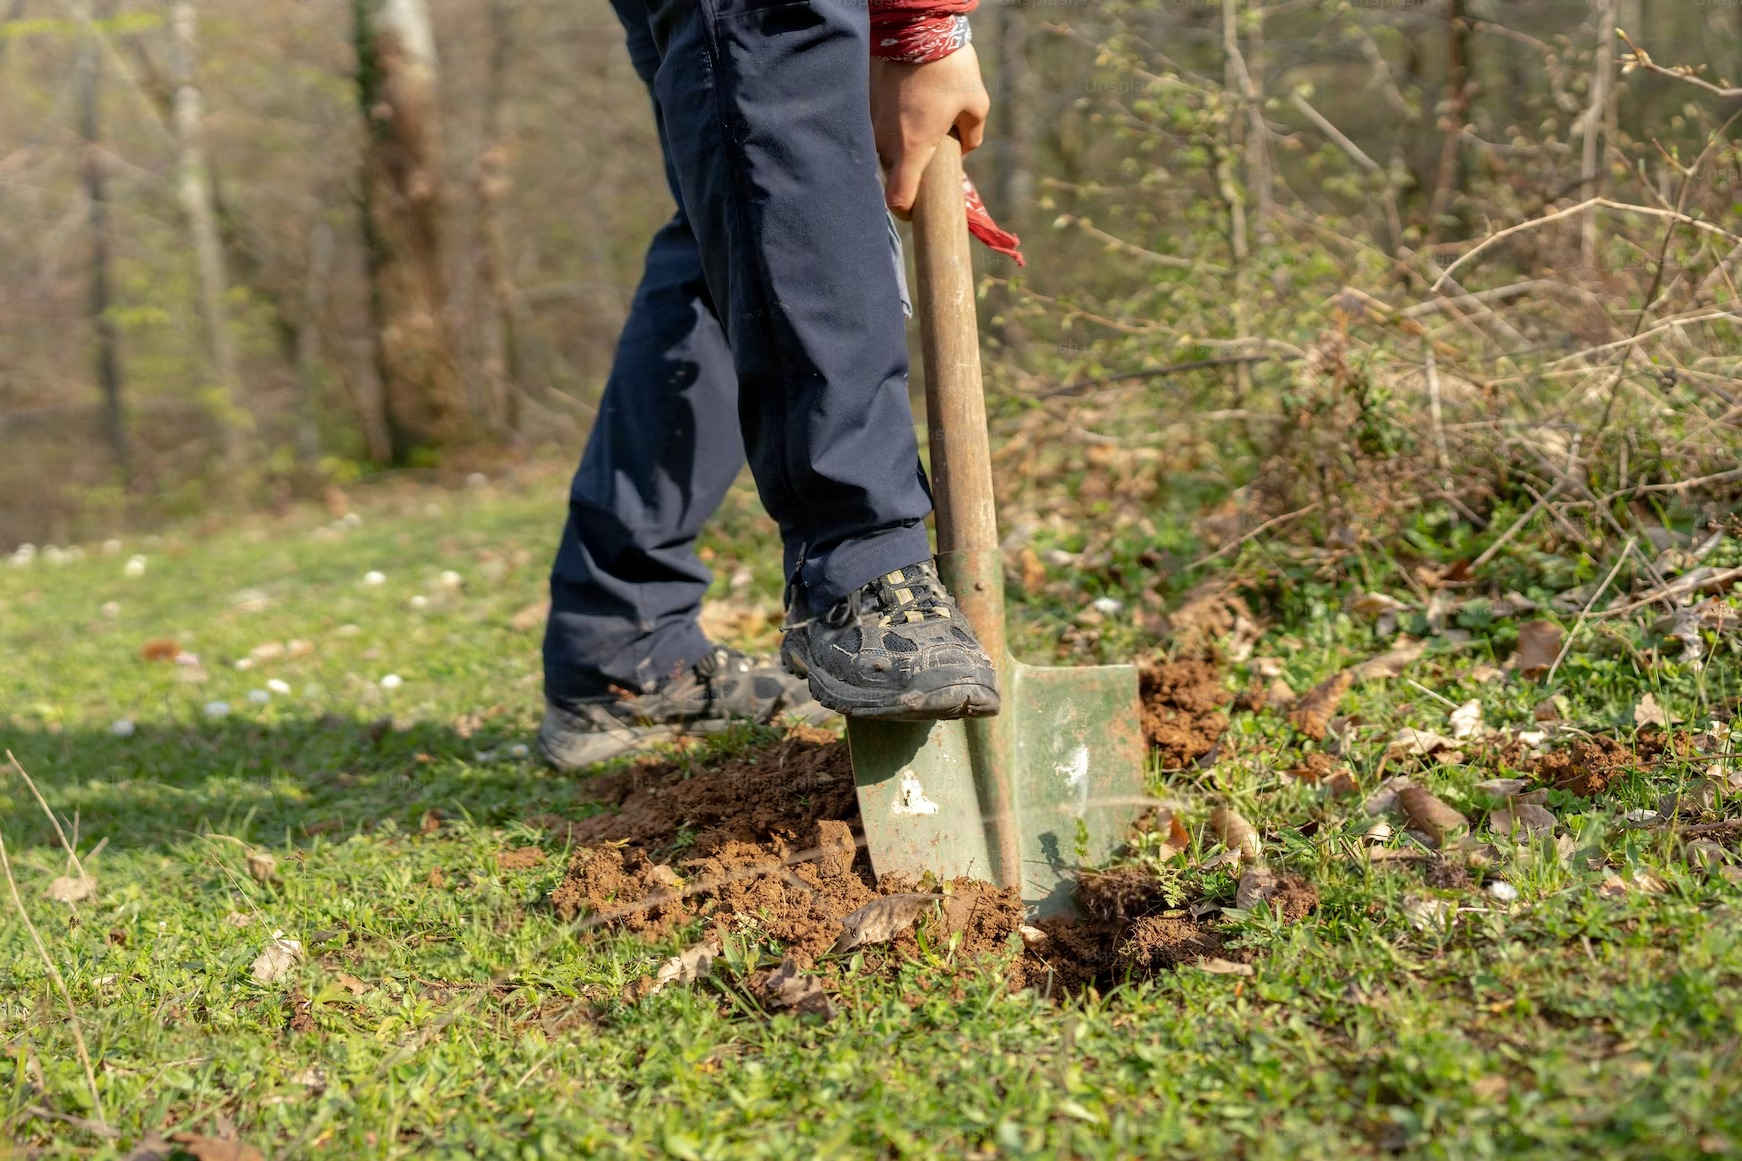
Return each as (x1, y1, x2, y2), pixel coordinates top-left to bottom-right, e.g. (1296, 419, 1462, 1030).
(782, 561, 1000, 721)
(537, 646, 833, 771)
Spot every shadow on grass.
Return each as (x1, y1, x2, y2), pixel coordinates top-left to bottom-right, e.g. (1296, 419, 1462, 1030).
(0, 715, 585, 856)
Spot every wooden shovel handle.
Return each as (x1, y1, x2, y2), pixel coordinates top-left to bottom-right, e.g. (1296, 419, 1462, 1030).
(910, 134, 1007, 665)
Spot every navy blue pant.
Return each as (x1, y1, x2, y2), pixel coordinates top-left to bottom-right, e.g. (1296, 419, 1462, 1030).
(544, 0, 935, 708)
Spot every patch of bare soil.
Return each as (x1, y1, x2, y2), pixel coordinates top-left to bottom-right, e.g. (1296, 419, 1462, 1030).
(548, 725, 1313, 999)
(1528, 730, 1674, 797)
(1139, 657, 1230, 768)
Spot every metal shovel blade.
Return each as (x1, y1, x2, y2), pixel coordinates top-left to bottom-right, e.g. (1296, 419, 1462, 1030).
(848, 656, 1144, 916)
(845, 136, 1148, 917)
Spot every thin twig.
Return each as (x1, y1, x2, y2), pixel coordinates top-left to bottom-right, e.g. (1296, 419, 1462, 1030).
(7, 751, 88, 881)
(0, 833, 107, 1132)
(1433, 197, 1742, 291)
(1035, 354, 1287, 401)
(1472, 480, 1563, 570)
(1188, 502, 1320, 570)
(1546, 539, 1635, 685)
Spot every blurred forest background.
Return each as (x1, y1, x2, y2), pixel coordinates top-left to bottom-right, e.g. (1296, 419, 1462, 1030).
(2, 0, 1739, 551)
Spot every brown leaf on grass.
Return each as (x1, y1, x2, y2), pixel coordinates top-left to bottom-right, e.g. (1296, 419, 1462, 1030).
(1633, 693, 1670, 729)
(250, 934, 303, 983)
(651, 940, 719, 994)
(1266, 677, 1298, 711)
(427, 867, 445, 889)
(138, 638, 182, 662)
(1350, 637, 1428, 680)
(1164, 578, 1254, 654)
(167, 1133, 267, 1161)
(1018, 546, 1047, 596)
(1398, 786, 1468, 844)
(1489, 802, 1556, 838)
(246, 851, 278, 883)
(1386, 728, 1461, 761)
(831, 893, 939, 954)
(1289, 670, 1354, 739)
(332, 972, 371, 996)
(1515, 621, 1563, 679)
(509, 599, 551, 633)
(1191, 956, 1254, 976)
(757, 956, 835, 1019)
(47, 874, 96, 903)
(1209, 807, 1262, 863)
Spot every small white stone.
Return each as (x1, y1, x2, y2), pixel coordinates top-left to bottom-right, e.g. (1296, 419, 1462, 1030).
(43, 546, 66, 565)
(123, 555, 147, 578)
(1486, 880, 1520, 903)
(438, 570, 463, 589)
(408, 595, 429, 610)
(234, 657, 255, 670)
(204, 701, 231, 719)
(362, 570, 386, 586)
(379, 674, 403, 690)
(103, 539, 122, 555)
(248, 689, 271, 704)
(100, 601, 121, 619)
(1092, 596, 1125, 616)
(111, 719, 136, 738)
(508, 743, 530, 758)
(266, 679, 291, 695)
(342, 512, 363, 528)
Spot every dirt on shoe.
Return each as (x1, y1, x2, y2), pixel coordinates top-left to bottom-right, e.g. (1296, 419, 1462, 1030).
(1139, 657, 1229, 768)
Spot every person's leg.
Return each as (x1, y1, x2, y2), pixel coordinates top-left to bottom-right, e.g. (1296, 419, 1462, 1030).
(642, 0, 936, 610)
(542, 0, 745, 709)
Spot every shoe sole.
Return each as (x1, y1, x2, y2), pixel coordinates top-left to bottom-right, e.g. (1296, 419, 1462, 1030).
(799, 659, 1001, 722)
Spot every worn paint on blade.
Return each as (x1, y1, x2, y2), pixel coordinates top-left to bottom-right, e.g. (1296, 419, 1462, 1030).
(1056, 744, 1089, 789)
(892, 768, 941, 815)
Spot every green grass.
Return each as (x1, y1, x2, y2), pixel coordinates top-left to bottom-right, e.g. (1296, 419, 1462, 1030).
(5, 468, 1742, 1159)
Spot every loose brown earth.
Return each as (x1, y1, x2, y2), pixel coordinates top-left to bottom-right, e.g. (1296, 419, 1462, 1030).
(1528, 730, 1676, 797)
(546, 708, 1314, 1002)
(1138, 657, 1230, 768)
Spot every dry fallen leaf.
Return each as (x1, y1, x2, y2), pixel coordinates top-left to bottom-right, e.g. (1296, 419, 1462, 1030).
(332, 972, 371, 996)
(246, 850, 278, 884)
(1191, 956, 1254, 976)
(1209, 806, 1262, 863)
(1448, 699, 1484, 740)
(1266, 677, 1298, 711)
(832, 893, 939, 954)
(1349, 592, 1409, 619)
(1515, 620, 1563, 679)
(509, 599, 551, 633)
(1489, 802, 1556, 838)
(47, 874, 97, 904)
(1401, 895, 1455, 930)
(1289, 670, 1355, 739)
(250, 933, 304, 983)
(1633, 693, 1670, 729)
(138, 638, 182, 662)
(167, 1133, 267, 1161)
(1351, 637, 1428, 680)
(1398, 786, 1469, 844)
(1386, 727, 1462, 761)
(1363, 776, 1416, 817)
(757, 956, 835, 1018)
(651, 940, 719, 993)
(1474, 778, 1529, 798)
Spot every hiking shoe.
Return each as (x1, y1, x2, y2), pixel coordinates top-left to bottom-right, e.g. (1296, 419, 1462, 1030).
(537, 646, 833, 771)
(782, 561, 1000, 721)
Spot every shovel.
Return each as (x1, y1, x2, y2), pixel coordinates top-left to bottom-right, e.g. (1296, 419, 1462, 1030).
(846, 136, 1147, 917)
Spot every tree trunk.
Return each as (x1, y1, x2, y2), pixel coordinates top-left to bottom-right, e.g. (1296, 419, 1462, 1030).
(170, 0, 248, 478)
(80, 1, 128, 481)
(471, 0, 520, 438)
(1580, 0, 1617, 268)
(353, 0, 467, 464)
(1426, 0, 1470, 243)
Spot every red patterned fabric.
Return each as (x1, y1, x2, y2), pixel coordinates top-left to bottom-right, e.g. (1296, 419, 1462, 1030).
(869, 0, 1025, 265)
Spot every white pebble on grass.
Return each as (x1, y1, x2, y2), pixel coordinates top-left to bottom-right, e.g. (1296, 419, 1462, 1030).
(266, 679, 291, 695)
(248, 689, 271, 704)
(234, 657, 255, 670)
(1486, 880, 1520, 903)
(204, 701, 231, 719)
(409, 595, 429, 610)
(103, 538, 122, 555)
(380, 674, 403, 690)
(1092, 596, 1125, 616)
(111, 719, 136, 738)
(100, 601, 121, 619)
(438, 570, 463, 589)
(124, 555, 147, 578)
(362, 570, 386, 586)
(508, 743, 529, 758)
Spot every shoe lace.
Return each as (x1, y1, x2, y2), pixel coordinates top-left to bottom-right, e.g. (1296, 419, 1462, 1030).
(866, 566, 954, 628)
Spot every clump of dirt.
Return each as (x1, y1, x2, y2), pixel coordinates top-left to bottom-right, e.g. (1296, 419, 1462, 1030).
(1139, 657, 1230, 768)
(1530, 731, 1673, 797)
(1423, 857, 1470, 890)
(548, 724, 1315, 999)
